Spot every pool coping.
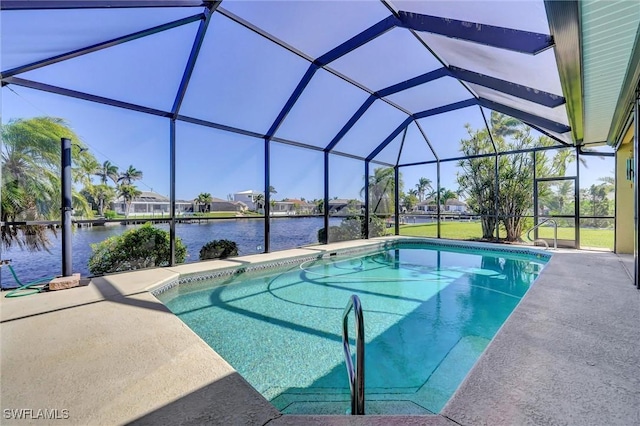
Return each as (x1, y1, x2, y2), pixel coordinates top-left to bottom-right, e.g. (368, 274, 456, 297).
(150, 236, 551, 298)
(1, 237, 637, 425)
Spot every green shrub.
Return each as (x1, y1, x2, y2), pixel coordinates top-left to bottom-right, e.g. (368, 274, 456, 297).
(199, 239, 239, 260)
(88, 223, 186, 275)
(318, 216, 388, 243)
(103, 210, 117, 219)
(366, 215, 386, 238)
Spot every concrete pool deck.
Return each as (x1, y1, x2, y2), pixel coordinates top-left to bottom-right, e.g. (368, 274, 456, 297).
(1, 238, 638, 425)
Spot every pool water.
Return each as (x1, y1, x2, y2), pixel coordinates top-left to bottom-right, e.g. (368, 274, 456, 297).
(159, 243, 548, 415)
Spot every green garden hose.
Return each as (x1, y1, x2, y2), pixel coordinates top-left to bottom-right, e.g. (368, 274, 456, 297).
(2, 263, 54, 298)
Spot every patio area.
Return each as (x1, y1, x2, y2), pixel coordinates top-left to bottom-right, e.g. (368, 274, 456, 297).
(1, 240, 638, 425)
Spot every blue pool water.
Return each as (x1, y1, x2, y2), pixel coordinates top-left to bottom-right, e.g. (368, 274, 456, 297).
(158, 242, 548, 415)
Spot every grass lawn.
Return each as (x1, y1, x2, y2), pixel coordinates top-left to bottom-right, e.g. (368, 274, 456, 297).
(399, 221, 613, 250)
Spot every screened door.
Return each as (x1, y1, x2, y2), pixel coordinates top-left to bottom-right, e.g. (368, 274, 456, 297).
(534, 177, 578, 248)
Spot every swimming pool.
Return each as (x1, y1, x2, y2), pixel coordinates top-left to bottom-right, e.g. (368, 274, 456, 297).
(157, 240, 549, 415)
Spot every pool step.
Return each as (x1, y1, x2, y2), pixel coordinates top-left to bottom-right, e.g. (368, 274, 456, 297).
(280, 399, 433, 415)
(272, 334, 490, 415)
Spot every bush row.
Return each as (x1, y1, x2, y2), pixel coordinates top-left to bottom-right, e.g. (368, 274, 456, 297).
(88, 223, 238, 275)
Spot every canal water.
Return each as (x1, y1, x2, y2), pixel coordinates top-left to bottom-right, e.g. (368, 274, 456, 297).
(0, 217, 346, 289)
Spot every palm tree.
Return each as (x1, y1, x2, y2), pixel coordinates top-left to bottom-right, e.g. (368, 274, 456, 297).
(361, 167, 400, 215)
(490, 112, 523, 138)
(1, 117, 89, 250)
(91, 184, 116, 216)
(438, 188, 457, 208)
(118, 165, 143, 185)
(196, 192, 213, 213)
(402, 192, 418, 212)
(74, 152, 100, 188)
(253, 193, 265, 212)
(118, 184, 142, 218)
(95, 160, 119, 185)
(415, 177, 432, 202)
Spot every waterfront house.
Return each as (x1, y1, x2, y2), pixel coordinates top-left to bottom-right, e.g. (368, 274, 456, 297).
(209, 197, 246, 213)
(272, 199, 316, 215)
(112, 191, 192, 217)
(233, 190, 262, 211)
(415, 198, 468, 214)
(328, 199, 363, 216)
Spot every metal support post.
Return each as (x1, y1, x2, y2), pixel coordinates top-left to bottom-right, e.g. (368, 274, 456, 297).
(364, 161, 370, 239)
(169, 120, 176, 265)
(264, 138, 270, 252)
(324, 151, 329, 244)
(394, 166, 400, 235)
(436, 160, 441, 238)
(61, 137, 73, 277)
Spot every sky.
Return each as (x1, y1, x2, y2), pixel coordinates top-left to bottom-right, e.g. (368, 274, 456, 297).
(1, 1, 615, 203)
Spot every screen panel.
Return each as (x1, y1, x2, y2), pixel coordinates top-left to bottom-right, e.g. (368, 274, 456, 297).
(469, 83, 569, 128)
(327, 154, 365, 243)
(221, 0, 390, 59)
(385, 76, 472, 114)
(1, 7, 200, 71)
(274, 68, 370, 148)
(180, 13, 310, 134)
(334, 99, 409, 157)
(20, 22, 200, 111)
(418, 106, 490, 160)
(328, 28, 442, 91)
(398, 121, 437, 165)
(417, 33, 563, 96)
(175, 121, 265, 259)
(398, 163, 439, 237)
(372, 131, 403, 166)
(392, 0, 550, 34)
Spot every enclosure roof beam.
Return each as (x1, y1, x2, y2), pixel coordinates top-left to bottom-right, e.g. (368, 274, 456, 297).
(414, 99, 477, 119)
(525, 123, 573, 147)
(315, 15, 399, 66)
(171, 3, 218, 116)
(544, 0, 583, 143)
(414, 120, 440, 162)
(449, 66, 565, 108)
(478, 98, 571, 134)
(365, 99, 475, 162)
(376, 67, 448, 97)
(265, 64, 319, 139)
(376, 66, 564, 108)
(264, 15, 397, 140)
(397, 11, 554, 54)
(398, 143, 571, 168)
(366, 117, 414, 161)
(0, 1, 209, 10)
(0, 13, 205, 79)
(324, 95, 377, 152)
(3, 77, 172, 117)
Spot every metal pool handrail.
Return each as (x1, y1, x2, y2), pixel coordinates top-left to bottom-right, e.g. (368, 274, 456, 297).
(342, 294, 365, 415)
(526, 218, 558, 250)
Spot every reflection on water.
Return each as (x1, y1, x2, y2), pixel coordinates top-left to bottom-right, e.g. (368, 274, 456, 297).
(0, 217, 341, 288)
